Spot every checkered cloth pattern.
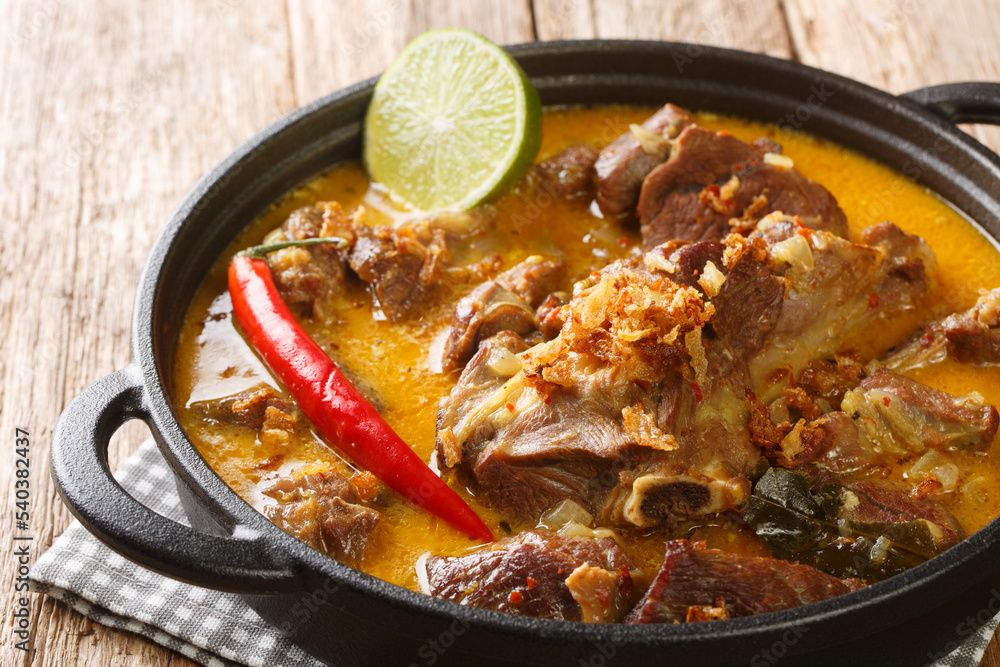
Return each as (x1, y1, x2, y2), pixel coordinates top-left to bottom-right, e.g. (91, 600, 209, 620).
(30, 440, 999, 666)
(30, 440, 322, 667)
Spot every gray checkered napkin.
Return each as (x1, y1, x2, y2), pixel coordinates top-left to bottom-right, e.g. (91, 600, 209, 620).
(30, 440, 998, 667)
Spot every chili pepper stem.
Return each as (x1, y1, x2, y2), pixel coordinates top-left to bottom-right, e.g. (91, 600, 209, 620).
(236, 237, 350, 259)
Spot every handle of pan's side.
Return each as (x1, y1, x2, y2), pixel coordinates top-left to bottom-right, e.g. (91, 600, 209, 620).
(902, 83, 1000, 125)
(51, 365, 302, 594)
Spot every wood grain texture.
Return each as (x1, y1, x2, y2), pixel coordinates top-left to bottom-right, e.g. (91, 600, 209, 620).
(535, 0, 794, 58)
(1, 1, 998, 665)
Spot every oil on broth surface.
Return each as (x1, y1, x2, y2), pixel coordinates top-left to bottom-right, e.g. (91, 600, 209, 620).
(172, 107, 1000, 589)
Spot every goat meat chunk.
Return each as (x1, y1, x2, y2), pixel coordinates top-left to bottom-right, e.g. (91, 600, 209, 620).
(886, 287, 1000, 372)
(748, 216, 935, 402)
(841, 367, 998, 455)
(638, 125, 848, 249)
(809, 468, 964, 550)
(521, 145, 600, 201)
(262, 471, 379, 562)
(421, 530, 635, 623)
(942, 287, 1000, 363)
(191, 384, 297, 430)
(440, 256, 565, 372)
(267, 202, 357, 310)
(626, 540, 862, 623)
(349, 223, 449, 322)
(595, 103, 693, 220)
(438, 246, 770, 528)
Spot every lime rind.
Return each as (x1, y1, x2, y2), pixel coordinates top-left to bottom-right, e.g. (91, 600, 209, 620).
(363, 28, 542, 212)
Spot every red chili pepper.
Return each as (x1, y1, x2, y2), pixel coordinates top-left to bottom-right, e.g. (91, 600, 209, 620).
(228, 239, 493, 543)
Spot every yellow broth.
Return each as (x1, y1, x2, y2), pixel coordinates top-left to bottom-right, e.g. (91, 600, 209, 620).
(171, 107, 1000, 589)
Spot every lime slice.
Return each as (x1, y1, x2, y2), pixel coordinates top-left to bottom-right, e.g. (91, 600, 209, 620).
(363, 28, 542, 212)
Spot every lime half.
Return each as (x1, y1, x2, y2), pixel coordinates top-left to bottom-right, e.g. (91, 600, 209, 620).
(363, 28, 542, 212)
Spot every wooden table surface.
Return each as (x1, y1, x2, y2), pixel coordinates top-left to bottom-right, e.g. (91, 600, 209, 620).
(3, 0, 1000, 665)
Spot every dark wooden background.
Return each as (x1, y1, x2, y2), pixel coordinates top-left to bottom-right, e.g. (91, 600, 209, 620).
(3, 0, 999, 664)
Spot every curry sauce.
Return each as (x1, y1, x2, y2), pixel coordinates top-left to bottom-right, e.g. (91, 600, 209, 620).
(172, 107, 1000, 590)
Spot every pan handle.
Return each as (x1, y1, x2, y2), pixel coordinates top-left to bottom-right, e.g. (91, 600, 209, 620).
(51, 365, 303, 594)
(902, 83, 1000, 125)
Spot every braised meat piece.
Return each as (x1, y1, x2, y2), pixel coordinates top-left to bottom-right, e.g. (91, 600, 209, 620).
(704, 237, 785, 361)
(638, 125, 848, 249)
(809, 469, 964, 550)
(191, 384, 297, 431)
(349, 222, 450, 322)
(796, 356, 867, 407)
(748, 215, 935, 401)
(942, 287, 1000, 363)
(441, 256, 566, 372)
(438, 236, 778, 527)
(642, 238, 784, 363)
(266, 202, 357, 310)
(626, 540, 862, 624)
(595, 103, 692, 219)
(535, 292, 569, 340)
(520, 145, 600, 201)
(599, 350, 760, 529)
(886, 287, 1000, 372)
(841, 366, 998, 455)
(262, 471, 379, 563)
(420, 530, 635, 623)
(742, 466, 962, 581)
(437, 331, 649, 520)
(753, 409, 878, 474)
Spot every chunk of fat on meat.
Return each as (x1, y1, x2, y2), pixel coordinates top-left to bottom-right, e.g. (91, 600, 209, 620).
(749, 219, 936, 402)
(565, 563, 632, 624)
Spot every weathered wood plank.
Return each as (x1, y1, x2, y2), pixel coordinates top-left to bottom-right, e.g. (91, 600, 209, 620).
(784, 0, 1000, 154)
(534, 0, 794, 58)
(284, 0, 535, 105)
(0, 0, 297, 664)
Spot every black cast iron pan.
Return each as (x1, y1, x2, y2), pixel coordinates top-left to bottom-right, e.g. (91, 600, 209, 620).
(50, 41, 1000, 666)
